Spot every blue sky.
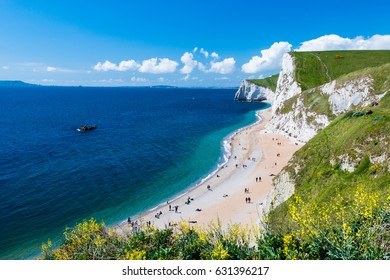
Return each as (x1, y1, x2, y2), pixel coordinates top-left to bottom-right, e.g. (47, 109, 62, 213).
(0, 0, 389, 87)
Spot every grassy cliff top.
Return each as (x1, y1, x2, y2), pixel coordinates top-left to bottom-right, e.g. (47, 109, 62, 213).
(247, 74, 279, 92)
(291, 50, 390, 90)
(269, 91, 390, 232)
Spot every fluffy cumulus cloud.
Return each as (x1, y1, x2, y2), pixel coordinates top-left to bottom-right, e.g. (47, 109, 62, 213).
(241, 42, 292, 74)
(296, 34, 390, 51)
(117, 60, 140, 71)
(94, 60, 139, 71)
(180, 52, 198, 74)
(209, 58, 236, 74)
(211, 52, 219, 59)
(138, 58, 178, 74)
(93, 60, 118, 71)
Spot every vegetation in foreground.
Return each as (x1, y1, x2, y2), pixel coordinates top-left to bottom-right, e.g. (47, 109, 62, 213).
(40, 186, 389, 260)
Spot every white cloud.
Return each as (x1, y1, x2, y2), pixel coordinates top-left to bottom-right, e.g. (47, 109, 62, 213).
(41, 78, 55, 82)
(200, 48, 209, 58)
(138, 58, 178, 74)
(180, 52, 198, 74)
(93, 60, 117, 71)
(211, 52, 219, 59)
(296, 34, 390, 51)
(158, 77, 165, 82)
(193, 47, 198, 53)
(214, 77, 229, 80)
(2, 66, 9, 70)
(96, 78, 124, 83)
(197, 62, 207, 72)
(209, 58, 236, 74)
(117, 60, 140, 71)
(131, 76, 147, 82)
(46, 66, 57, 72)
(93, 60, 139, 71)
(241, 42, 292, 74)
(181, 74, 190, 81)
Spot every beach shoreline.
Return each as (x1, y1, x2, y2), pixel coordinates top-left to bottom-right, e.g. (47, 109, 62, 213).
(115, 107, 303, 233)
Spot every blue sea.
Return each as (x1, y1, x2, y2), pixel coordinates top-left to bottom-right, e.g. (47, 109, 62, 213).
(0, 86, 268, 259)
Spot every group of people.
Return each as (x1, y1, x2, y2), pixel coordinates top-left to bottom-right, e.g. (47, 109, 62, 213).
(168, 204, 179, 213)
(256, 176, 262, 182)
(127, 217, 147, 231)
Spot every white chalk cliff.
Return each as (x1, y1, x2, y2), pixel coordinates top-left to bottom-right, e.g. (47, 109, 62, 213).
(237, 53, 389, 217)
(235, 80, 274, 103)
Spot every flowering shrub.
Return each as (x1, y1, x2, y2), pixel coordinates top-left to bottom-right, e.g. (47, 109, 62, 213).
(40, 188, 389, 260)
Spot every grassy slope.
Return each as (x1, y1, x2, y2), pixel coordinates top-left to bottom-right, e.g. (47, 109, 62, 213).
(247, 74, 279, 92)
(269, 92, 390, 231)
(291, 50, 390, 91)
(277, 63, 390, 119)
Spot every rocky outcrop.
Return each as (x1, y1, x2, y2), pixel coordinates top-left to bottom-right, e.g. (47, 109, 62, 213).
(262, 170, 295, 216)
(266, 62, 386, 143)
(272, 53, 301, 111)
(234, 80, 274, 103)
(322, 76, 385, 115)
(238, 54, 390, 221)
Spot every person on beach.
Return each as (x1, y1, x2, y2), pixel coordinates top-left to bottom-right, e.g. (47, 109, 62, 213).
(169, 205, 171, 211)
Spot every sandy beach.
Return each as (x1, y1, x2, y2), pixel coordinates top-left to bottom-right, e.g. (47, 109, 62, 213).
(116, 108, 303, 233)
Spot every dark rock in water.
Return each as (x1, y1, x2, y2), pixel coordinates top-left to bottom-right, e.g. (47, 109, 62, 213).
(78, 125, 97, 132)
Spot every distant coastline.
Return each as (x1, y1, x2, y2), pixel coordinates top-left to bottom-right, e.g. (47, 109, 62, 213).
(0, 80, 40, 87)
(0, 80, 238, 90)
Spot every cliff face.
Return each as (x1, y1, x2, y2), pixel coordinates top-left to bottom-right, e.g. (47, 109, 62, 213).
(266, 55, 388, 143)
(234, 80, 274, 103)
(240, 53, 390, 217)
(272, 53, 302, 110)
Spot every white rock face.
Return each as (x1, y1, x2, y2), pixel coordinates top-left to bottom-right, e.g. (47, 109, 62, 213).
(265, 57, 386, 143)
(257, 55, 389, 220)
(266, 96, 330, 142)
(321, 76, 382, 115)
(262, 171, 295, 216)
(273, 53, 302, 111)
(337, 154, 358, 172)
(234, 80, 274, 102)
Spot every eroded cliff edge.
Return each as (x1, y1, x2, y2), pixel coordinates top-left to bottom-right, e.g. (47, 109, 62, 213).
(236, 51, 390, 217)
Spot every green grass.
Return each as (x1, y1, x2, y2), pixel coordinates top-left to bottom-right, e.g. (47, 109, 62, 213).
(269, 92, 390, 233)
(276, 63, 390, 120)
(291, 50, 390, 90)
(247, 74, 279, 92)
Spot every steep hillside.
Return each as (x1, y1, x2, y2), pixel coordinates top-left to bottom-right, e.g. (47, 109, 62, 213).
(265, 51, 390, 142)
(266, 91, 390, 238)
(291, 50, 390, 91)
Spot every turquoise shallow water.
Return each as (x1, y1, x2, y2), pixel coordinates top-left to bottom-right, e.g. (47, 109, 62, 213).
(0, 86, 269, 259)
